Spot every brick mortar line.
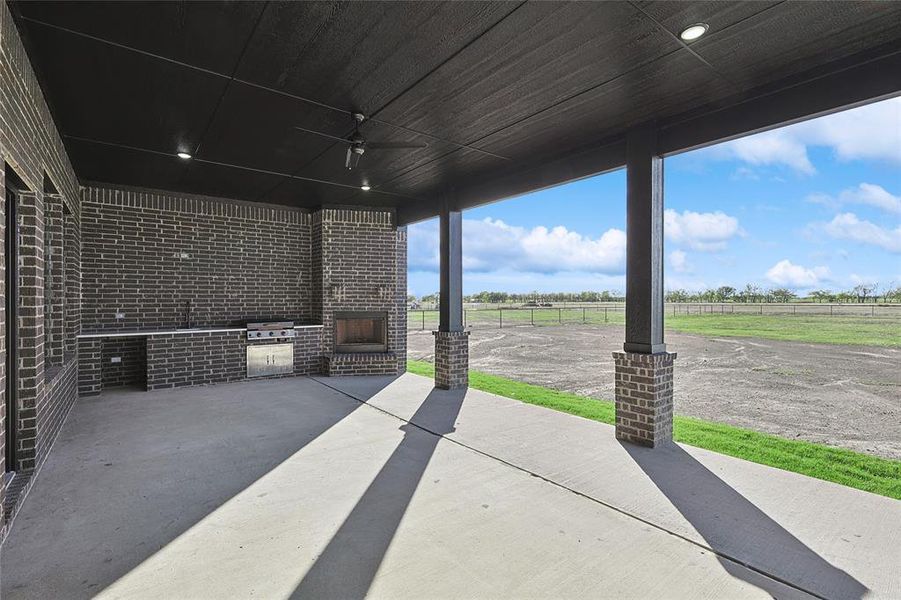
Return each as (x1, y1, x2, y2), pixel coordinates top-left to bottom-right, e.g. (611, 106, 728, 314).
(310, 376, 828, 600)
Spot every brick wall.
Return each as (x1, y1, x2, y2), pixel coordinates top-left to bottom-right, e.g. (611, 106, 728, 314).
(146, 331, 247, 390)
(101, 337, 147, 389)
(1, 0, 81, 527)
(77, 338, 101, 397)
(313, 208, 407, 375)
(81, 185, 312, 331)
(145, 328, 324, 391)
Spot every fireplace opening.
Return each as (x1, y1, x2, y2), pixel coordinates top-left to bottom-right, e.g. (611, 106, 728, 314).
(335, 311, 387, 353)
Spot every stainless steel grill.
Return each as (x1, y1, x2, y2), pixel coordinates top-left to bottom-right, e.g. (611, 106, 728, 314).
(246, 321, 295, 342)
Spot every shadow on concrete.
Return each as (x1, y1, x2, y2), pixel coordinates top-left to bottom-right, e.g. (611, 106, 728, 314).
(291, 386, 466, 599)
(2, 376, 396, 600)
(623, 442, 867, 600)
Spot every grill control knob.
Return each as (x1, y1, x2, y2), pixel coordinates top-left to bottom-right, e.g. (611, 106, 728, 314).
(268, 331, 274, 336)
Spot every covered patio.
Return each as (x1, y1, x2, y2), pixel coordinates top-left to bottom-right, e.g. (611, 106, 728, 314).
(4, 374, 899, 599)
(1, 1, 900, 597)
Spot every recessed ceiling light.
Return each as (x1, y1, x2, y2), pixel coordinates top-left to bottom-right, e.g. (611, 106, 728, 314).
(360, 185, 371, 191)
(679, 23, 708, 41)
(176, 152, 192, 160)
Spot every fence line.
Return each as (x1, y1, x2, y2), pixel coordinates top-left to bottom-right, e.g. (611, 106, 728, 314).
(408, 303, 901, 331)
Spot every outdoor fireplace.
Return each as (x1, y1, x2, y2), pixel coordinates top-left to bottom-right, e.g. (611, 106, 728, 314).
(334, 311, 387, 353)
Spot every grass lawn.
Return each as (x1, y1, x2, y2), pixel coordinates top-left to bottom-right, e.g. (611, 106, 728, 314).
(407, 359, 901, 500)
(666, 314, 901, 347)
(410, 310, 901, 347)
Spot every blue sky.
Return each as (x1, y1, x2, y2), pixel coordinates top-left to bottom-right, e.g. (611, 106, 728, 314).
(407, 98, 901, 296)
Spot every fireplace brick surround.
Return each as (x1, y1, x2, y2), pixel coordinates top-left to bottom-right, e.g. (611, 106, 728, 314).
(313, 208, 407, 377)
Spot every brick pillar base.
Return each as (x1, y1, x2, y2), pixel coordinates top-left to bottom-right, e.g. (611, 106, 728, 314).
(433, 330, 469, 390)
(613, 351, 676, 447)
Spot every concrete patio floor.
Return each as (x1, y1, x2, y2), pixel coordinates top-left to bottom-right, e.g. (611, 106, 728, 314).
(2, 375, 899, 599)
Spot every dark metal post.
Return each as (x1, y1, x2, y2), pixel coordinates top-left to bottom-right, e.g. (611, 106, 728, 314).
(499, 309, 503, 329)
(558, 307, 562, 324)
(624, 125, 665, 354)
(531, 308, 534, 325)
(439, 207, 463, 332)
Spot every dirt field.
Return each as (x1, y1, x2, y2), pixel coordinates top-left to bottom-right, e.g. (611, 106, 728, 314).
(408, 326, 901, 460)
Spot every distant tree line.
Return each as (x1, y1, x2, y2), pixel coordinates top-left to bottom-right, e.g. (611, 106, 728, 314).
(664, 283, 900, 304)
(410, 283, 901, 305)
(415, 290, 626, 305)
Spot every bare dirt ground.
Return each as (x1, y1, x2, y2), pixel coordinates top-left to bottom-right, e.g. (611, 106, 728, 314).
(408, 326, 901, 460)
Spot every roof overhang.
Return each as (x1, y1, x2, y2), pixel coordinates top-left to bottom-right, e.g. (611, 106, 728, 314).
(10, 1, 901, 224)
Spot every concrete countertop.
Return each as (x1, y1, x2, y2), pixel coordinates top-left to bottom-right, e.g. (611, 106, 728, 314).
(76, 324, 324, 339)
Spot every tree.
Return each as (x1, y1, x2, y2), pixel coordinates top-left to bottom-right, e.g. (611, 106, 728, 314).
(808, 290, 832, 303)
(714, 286, 736, 302)
(665, 289, 690, 303)
(741, 284, 762, 303)
(885, 285, 901, 303)
(835, 290, 854, 303)
(770, 288, 796, 303)
(852, 283, 877, 303)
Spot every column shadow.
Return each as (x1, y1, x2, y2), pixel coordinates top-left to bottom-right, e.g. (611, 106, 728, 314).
(622, 442, 868, 599)
(1, 378, 378, 599)
(291, 386, 466, 599)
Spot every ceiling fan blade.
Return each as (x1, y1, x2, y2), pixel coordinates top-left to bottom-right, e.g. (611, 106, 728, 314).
(366, 141, 429, 150)
(294, 125, 352, 144)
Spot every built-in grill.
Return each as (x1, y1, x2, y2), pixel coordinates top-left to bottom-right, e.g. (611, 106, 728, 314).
(246, 321, 295, 378)
(246, 321, 295, 342)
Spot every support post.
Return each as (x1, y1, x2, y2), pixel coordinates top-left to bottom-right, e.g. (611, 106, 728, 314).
(614, 125, 676, 448)
(434, 205, 468, 389)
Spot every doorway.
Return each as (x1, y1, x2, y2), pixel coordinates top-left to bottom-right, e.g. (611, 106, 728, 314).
(5, 184, 18, 473)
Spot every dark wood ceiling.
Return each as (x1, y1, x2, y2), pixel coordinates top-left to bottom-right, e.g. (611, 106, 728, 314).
(11, 1, 901, 223)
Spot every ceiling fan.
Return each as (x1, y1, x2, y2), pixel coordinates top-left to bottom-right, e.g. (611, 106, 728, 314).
(294, 112, 428, 170)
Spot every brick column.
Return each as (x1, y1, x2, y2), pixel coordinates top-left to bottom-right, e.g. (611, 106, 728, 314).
(77, 338, 102, 396)
(44, 195, 64, 367)
(433, 330, 469, 390)
(613, 351, 676, 447)
(15, 191, 45, 471)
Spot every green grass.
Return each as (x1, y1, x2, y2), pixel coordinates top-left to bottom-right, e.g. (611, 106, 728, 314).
(410, 310, 901, 347)
(408, 360, 901, 500)
(666, 314, 901, 347)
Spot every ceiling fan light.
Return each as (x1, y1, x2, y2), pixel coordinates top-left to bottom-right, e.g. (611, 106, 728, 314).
(176, 151, 192, 159)
(360, 185, 371, 191)
(679, 23, 708, 41)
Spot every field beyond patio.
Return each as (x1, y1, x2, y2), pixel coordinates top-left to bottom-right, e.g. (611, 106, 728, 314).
(407, 320, 901, 460)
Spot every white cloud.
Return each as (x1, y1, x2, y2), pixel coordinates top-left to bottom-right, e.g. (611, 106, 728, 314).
(808, 183, 901, 215)
(664, 209, 741, 252)
(725, 130, 815, 175)
(818, 213, 901, 253)
(766, 260, 830, 288)
(669, 250, 689, 273)
(703, 97, 901, 174)
(408, 218, 626, 274)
